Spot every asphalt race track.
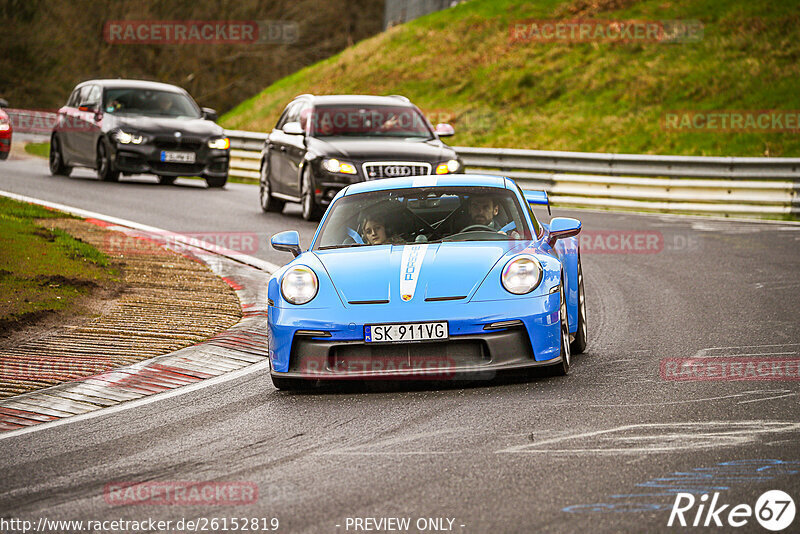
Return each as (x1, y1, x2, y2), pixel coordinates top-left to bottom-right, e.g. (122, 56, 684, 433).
(1, 158, 799, 533)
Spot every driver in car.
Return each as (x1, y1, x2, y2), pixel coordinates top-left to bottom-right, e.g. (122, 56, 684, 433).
(465, 196, 501, 230)
(462, 195, 520, 238)
(156, 93, 174, 114)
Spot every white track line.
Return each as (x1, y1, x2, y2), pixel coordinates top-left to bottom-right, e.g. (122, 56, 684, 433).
(0, 190, 279, 440)
(0, 190, 281, 273)
(0, 360, 270, 441)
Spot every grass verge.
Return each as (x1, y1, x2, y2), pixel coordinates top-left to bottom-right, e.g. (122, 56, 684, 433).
(24, 142, 50, 158)
(0, 196, 117, 333)
(221, 0, 800, 157)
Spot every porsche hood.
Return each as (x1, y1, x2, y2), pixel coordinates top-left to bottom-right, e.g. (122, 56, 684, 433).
(313, 242, 526, 304)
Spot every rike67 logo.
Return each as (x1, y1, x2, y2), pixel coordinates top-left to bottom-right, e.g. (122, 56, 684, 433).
(668, 490, 795, 531)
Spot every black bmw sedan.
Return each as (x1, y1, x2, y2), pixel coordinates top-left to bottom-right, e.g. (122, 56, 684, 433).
(259, 94, 463, 220)
(49, 79, 230, 187)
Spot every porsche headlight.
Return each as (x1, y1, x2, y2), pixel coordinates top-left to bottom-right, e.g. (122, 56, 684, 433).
(322, 158, 357, 174)
(501, 255, 542, 295)
(115, 130, 144, 144)
(208, 137, 230, 149)
(281, 266, 319, 305)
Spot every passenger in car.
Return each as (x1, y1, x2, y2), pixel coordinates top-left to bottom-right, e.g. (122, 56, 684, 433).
(361, 214, 403, 245)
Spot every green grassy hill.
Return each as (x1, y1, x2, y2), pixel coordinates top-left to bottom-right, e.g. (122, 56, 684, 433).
(222, 0, 800, 157)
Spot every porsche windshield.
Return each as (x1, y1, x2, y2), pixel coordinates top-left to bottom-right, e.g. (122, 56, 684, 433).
(306, 105, 433, 138)
(315, 186, 532, 250)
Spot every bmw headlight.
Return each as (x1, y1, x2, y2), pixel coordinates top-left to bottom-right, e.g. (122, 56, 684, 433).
(208, 137, 230, 149)
(281, 266, 319, 305)
(322, 158, 357, 175)
(115, 130, 144, 144)
(501, 255, 542, 295)
(435, 159, 461, 175)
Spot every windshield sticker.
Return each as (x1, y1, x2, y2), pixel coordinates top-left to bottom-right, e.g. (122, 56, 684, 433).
(412, 176, 437, 187)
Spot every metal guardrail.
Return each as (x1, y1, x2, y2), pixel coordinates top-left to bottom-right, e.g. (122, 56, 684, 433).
(226, 131, 800, 218)
(226, 129, 268, 181)
(454, 146, 800, 180)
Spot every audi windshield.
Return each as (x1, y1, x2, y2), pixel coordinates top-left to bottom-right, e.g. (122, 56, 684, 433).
(305, 105, 434, 139)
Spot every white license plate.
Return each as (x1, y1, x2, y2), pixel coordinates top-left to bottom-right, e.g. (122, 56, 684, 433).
(160, 151, 196, 163)
(365, 322, 448, 343)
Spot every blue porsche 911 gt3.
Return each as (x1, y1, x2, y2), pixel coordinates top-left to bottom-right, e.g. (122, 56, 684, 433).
(267, 174, 586, 389)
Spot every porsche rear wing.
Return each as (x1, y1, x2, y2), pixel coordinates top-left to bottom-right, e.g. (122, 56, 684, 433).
(523, 190, 551, 215)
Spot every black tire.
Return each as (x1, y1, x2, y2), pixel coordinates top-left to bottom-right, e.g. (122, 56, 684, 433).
(259, 159, 284, 213)
(206, 175, 227, 188)
(301, 169, 323, 221)
(96, 141, 119, 182)
(570, 255, 587, 354)
(547, 278, 571, 376)
(157, 175, 176, 185)
(271, 375, 310, 391)
(49, 135, 72, 176)
(0, 150, 8, 161)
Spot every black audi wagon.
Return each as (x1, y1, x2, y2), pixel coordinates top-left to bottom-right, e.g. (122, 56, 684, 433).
(259, 94, 463, 220)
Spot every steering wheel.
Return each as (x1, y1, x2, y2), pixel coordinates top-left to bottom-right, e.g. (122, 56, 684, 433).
(460, 224, 496, 233)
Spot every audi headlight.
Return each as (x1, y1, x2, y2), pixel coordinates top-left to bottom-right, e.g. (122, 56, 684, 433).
(115, 130, 144, 144)
(435, 159, 461, 175)
(501, 255, 543, 295)
(208, 137, 230, 149)
(281, 266, 319, 305)
(322, 158, 357, 175)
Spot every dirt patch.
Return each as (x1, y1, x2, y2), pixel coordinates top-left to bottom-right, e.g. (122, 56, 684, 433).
(32, 274, 100, 290)
(31, 228, 56, 242)
(0, 284, 122, 350)
(0, 218, 242, 399)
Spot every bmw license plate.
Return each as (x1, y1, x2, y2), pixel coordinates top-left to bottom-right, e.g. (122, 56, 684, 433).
(160, 151, 196, 163)
(365, 322, 448, 343)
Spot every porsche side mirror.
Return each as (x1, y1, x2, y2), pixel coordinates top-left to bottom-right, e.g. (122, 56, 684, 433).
(282, 121, 304, 135)
(271, 230, 302, 257)
(548, 217, 581, 247)
(202, 107, 218, 121)
(434, 123, 455, 137)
